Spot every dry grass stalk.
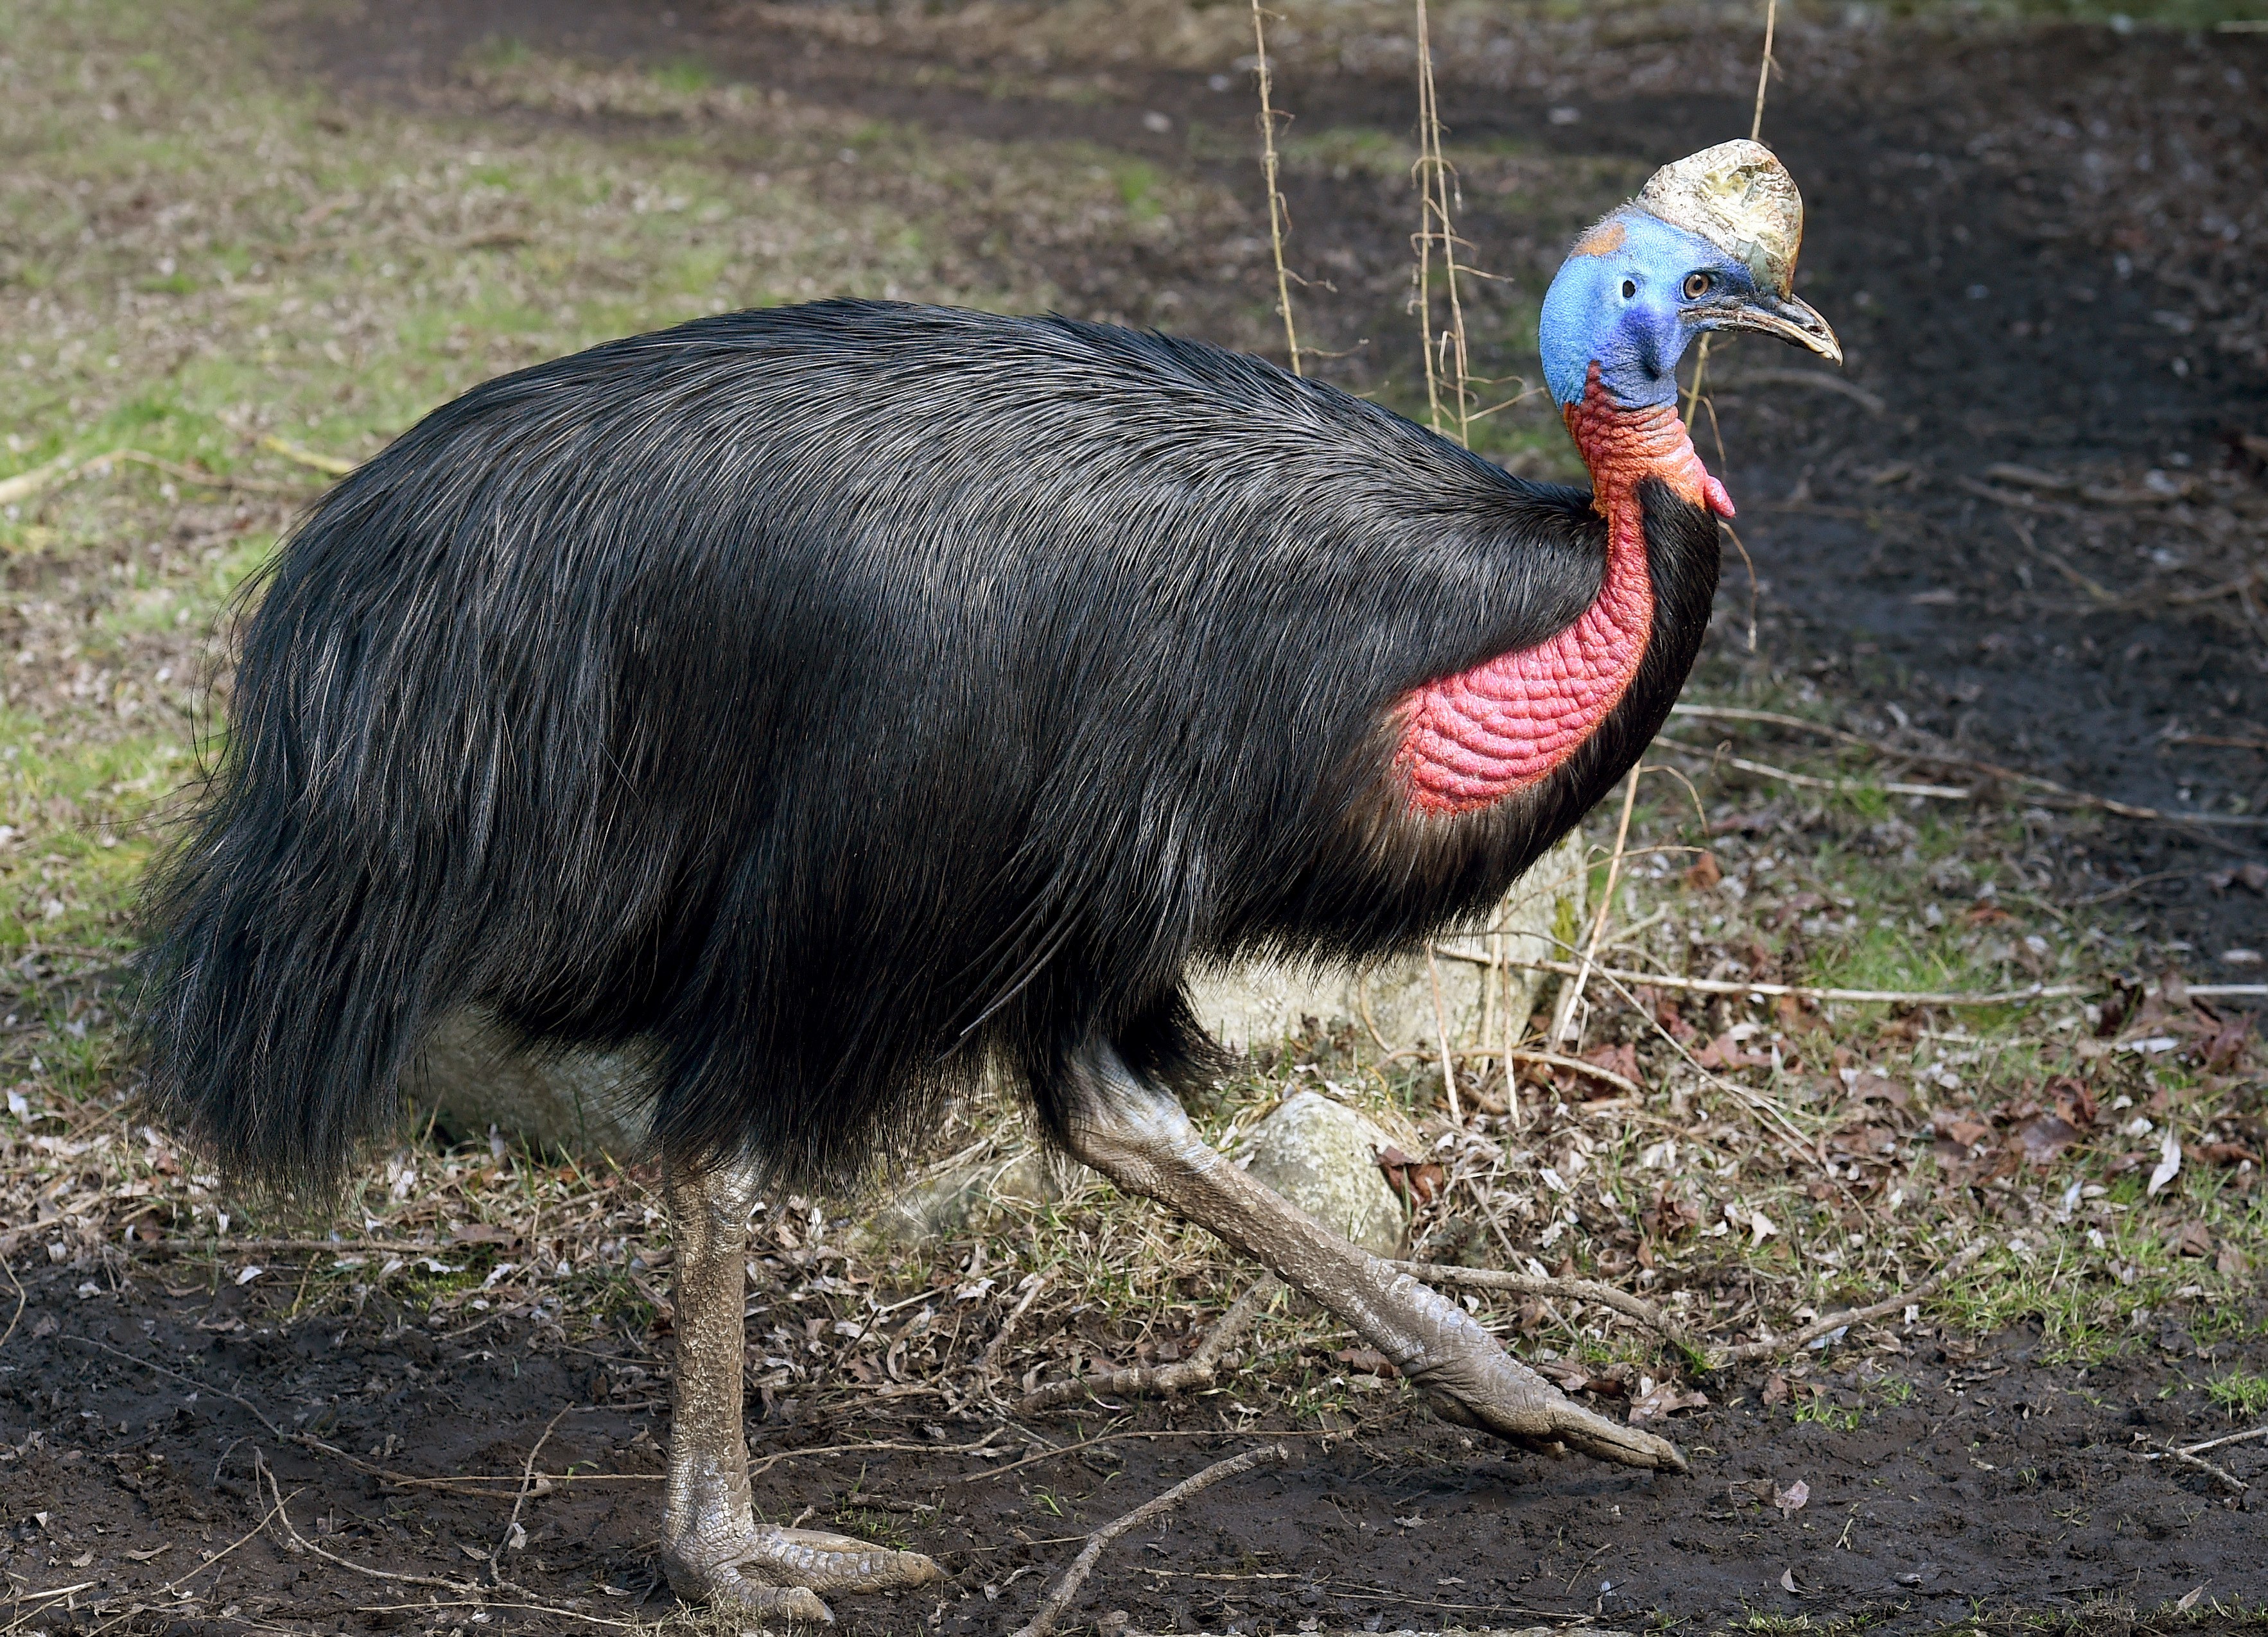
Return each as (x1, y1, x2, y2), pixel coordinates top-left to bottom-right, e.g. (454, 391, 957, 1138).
(1551, 764, 1643, 1048)
(1410, 0, 1472, 444)
(1506, 957, 2089, 1009)
(1009, 1443, 1289, 1637)
(1014, 1275, 1280, 1414)
(1425, 946, 1461, 1120)
(1682, 0, 1776, 450)
(1250, 0, 1302, 376)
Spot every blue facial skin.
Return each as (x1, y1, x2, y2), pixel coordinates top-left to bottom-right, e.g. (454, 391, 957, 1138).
(1539, 210, 1769, 410)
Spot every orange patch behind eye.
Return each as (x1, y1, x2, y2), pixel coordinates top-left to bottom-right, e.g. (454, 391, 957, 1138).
(1571, 220, 1627, 257)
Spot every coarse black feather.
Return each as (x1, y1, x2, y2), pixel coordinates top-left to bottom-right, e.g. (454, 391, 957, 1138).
(135, 299, 1718, 1192)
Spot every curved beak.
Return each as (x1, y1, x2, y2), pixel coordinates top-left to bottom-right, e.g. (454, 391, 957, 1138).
(1695, 289, 1842, 365)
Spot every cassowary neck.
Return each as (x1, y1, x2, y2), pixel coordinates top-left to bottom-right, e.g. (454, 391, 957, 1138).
(1396, 368, 1730, 817)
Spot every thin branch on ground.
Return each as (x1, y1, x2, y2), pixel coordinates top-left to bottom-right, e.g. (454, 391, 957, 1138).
(1502, 957, 2088, 1009)
(1009, 1443, 1289, 1637)
(1015, 1276, 1281, 1414)
(973, 1270, 1052, 1385)
(2134, 1442, 2248, 1494)
(1708, 1240, 1990, 1366)
(2168, 1424, 2268, 1459)
(257, 1450, 481, 1593)
(62, 1334, 283, 1435)
(1664, 703, 2268, 829)
(291, 1433, 658, 1494)
(1390, 1261, 1706, 1357)
(0, 1254, 24, 1355)
(78, 1487, 290, 1637)
(492, 1406, 583, 1570)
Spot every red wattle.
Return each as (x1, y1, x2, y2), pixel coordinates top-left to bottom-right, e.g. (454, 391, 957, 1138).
(1392, 369, 1725, 816)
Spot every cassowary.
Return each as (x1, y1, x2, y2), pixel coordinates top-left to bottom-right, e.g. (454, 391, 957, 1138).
(139, 140, 1836, 1618)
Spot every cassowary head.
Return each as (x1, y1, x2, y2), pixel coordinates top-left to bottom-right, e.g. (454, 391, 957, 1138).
(1540, 138, 1842, 409)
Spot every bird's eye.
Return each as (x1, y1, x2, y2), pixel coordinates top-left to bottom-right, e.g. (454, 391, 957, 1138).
(1683, 271, 1713, 300)
(1619, 278, 1637, 300)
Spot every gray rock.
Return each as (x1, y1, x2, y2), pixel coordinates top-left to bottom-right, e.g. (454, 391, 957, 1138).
(406, 1009, 648, 1158)
(1240, 1089, 1406, 1257)
(862, 1148, 1087, 1245)
(1187, 830, 1586, 1050)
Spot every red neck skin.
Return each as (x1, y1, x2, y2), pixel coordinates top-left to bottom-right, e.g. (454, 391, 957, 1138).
(1393, 367, 1733, 817)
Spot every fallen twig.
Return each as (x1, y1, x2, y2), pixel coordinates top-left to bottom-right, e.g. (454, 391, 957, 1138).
(1719, 367, 1885, 415)
(1708, 1240, 1989, 1366)
(257, 1450, 480, 1593)
(1654, 733, 1971, 799)
(0, 449, 89, 507)
(2168, 1424, 2268, 1459)
(0, 1254, 24, 1355)
(1500, 958, 2086, 1009)
(1666, 703, 2268, 828)
(2136, 1423, 2267, 1495)
(291, 1432, 656, 1494)
(1016, 1278, 1280, 1414)
(1390, 1261, 1705, 1358)
(261, 435, 357, 476)
(973, 1270, 1052, 1389)
(62, 1333, 283, 1435)
(1376, 1039, 1644, 1100)
(1009, 1443, 1289, 1637)
(2135, 1442, 2248, 1494)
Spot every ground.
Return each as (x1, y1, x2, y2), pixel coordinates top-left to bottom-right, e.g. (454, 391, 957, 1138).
(3, 1, 2266, 1634)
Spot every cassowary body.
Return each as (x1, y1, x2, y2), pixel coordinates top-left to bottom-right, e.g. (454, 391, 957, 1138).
(141, 141, 1836, 1617)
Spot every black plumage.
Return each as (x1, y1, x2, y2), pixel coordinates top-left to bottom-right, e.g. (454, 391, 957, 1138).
(137, 299, 1718, 1190)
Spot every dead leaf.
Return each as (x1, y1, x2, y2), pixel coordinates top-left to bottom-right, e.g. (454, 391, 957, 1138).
(124, 1545, 170, 1563)
(2218, 1243, 2250, 1278)
(2197, 1141, 2264, 1166)
(1333, 1347, 1397, 1379)
(2172, 1220, 2214, 1258)
(1780, 1568, 1801, 1594)
(1774, 1478, 1810, 1517)
(1697, 1032, 1768, 1071)
(1931, 1109, 1993, 1148)
(1849, 1071, 1908, 1109)
(448, 1222, 515, 1245)
(2147, 1130, 2183, 1197)
(2018, 1114, 2079, 1165)
(2176, 1586, 2206, 1613)
(1582, 1041, 1640, 1088)
(1628, 1381, 1709, 1425)
(1683, 851, 1722, 890)
(1762, 1373, 1791, 1406)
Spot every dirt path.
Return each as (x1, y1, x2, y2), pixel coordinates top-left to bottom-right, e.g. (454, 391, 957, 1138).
(4, 1260, 2263, 1634)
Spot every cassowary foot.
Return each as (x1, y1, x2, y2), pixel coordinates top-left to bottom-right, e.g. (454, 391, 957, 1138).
(1402, 1336, 1687, 1473)
(1055, 1046, 1687, 1477)
(662, 1523, 945, 1622)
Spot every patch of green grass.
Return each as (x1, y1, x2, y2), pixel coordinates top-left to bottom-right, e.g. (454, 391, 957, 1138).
(649, 58, 715, 94)
(2206, 1367, 2268, 1421)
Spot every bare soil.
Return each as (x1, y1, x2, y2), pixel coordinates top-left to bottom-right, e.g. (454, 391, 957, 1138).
(5, 1258, 2265, 1636)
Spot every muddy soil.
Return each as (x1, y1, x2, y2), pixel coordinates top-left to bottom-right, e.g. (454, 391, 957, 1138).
(3, 1260, 2264, 1635)
(295, 0, 2268, 970)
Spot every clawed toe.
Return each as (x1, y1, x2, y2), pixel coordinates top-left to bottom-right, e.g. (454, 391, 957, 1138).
(731, 1526, 946, 1596)
(666, 1523, 944, 1619)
